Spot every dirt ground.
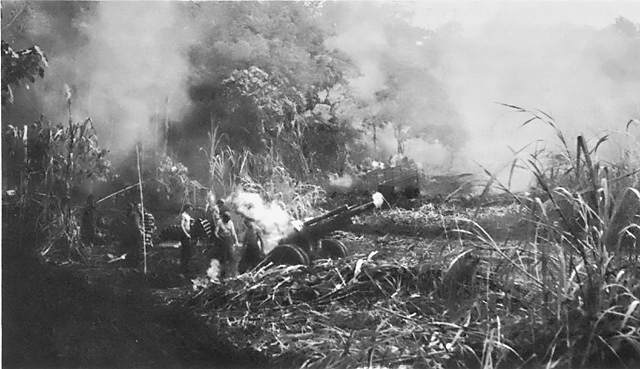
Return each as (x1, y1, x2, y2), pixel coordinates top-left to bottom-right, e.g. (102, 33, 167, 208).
(2, 246, 275, 369)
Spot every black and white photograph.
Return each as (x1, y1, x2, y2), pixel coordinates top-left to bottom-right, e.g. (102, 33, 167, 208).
(2, 1, 640, 368)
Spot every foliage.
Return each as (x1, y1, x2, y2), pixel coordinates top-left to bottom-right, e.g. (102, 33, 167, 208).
(2, 116, 110, 255)
(186, 177, 640, 369)
(1, 40, 48, 106)
(156, 155, 191, 206)
(183, 1, 358, 180)
(238, 172, 325, 222)
(496, 104, 640, 207)
(221, 65, 309, 175)
(467, 106, 640, 368)
(201, 135, 325, 220)
(2, 4, 639, 368)
(107, 145, 195, 210)
(220, 65, 360, 178)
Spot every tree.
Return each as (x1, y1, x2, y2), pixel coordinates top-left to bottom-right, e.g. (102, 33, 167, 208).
(182, 1, 357, 180)
(1, 40, 47, 106)
(2, 40, 109, 257)
(3, 115, 110, 257)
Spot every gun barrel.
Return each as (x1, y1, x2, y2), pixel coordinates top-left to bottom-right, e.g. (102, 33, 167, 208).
(278, 200, 378, 249)
(343, 201, 376, 218)
(303, 205, 349, 226)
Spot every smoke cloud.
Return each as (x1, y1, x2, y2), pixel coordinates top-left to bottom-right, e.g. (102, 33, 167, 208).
(230, 191, 295, 253)
(4, 1, 640, 192)
(325, 16, 387, 102)
(324, 2, 468, 173)
(76, 2, 192, 158)
(325, 2, 640, 191)
(6, 1, 194, 160)
(433, 10, 640, 189)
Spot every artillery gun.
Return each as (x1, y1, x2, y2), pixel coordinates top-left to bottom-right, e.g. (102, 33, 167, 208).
(325, 167, 421, 201)
(363, 166, 421, 202)
(259, 193, 384, 267)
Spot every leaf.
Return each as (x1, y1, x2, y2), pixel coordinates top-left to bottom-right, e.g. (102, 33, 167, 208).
(591, 135, 609, 155)
(621, 300, 640, 327)
(351, 258, 365, 284)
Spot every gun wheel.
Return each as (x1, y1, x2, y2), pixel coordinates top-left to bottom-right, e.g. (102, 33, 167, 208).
(318, 239, 348, 259)
(261, 244, 310, 267)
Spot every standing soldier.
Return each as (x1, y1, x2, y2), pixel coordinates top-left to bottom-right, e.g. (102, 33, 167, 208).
(179, 203, 194, 275)
(204, 192, 221, 254)
(218, 210, 240, 279)
(239, 217, 265, 273)
(217, 199, 229, 216)
(80, 194, 97, 248)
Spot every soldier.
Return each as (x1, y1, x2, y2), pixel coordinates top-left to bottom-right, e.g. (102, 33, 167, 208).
(143, 209, 156, 249)
(80, 194, 97, 248)
(218, 210, 240, 279)
(238, 217, 265, 273)
(179, 203, 194, 275)
(216, 199, 229, 216)
(204, 192, 221, 253)
(205, 192, 219, 218)
(124, 202, 144, 267)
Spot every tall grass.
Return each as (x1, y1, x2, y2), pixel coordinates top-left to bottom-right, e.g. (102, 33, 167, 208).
(203, 127, 325, 220)
(194, 106, 639, 368)
(467, 106, 640, 368)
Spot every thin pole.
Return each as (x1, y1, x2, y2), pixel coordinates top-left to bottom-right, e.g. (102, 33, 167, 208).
(20, 124, 28, 250)
(96, 179, 149, 204)
(136, 144, 147, 274)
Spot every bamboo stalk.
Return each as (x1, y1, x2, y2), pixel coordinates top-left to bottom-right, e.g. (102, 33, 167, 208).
(576, 136, 582, 184)
(20, 124, 28, 250)
(577, 135, 599, 212)
(164, 96, 170, 156)
(66, 94, 75, 259)
(136, 144, 147, 274)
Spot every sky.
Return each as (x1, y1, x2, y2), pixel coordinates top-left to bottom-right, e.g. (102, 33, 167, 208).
(413, 1, 640, 32)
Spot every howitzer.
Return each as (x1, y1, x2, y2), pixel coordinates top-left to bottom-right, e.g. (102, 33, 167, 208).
(364, 166, 421, 202)
(259, 192, 384, 267)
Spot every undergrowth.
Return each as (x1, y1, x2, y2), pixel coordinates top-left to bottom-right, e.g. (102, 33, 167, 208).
(204, 127, 325, 220)
(469, 105, 640, 368)
(186, 106, 640, 369)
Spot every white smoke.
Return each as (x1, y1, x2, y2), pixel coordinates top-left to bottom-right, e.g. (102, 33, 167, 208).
(229, 191, 295, 253)
(206, 259, 221, 282)
(79, 2, 193, 157)
(324, 2, 640, 191)
(326, 174, 365, 194)
(433, 12, 640, 190)
(27, 2, 194, 160)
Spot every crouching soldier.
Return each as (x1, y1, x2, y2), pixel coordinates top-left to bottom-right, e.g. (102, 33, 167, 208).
(239, 217, 265, 273)
(218, 210, 240, 279)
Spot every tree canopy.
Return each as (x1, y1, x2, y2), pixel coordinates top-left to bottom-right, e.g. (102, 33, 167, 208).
(5, 2, 636, 187)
